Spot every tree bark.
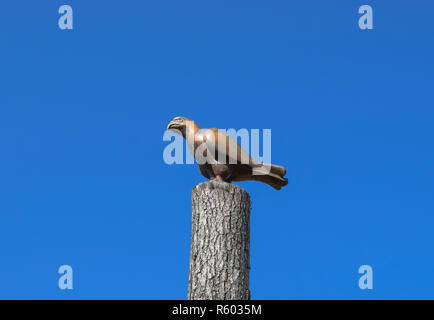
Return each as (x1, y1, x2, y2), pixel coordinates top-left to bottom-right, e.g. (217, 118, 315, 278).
(188, 181, 251, 300)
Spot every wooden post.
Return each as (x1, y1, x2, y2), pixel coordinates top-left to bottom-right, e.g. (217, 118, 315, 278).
(188, 181, 251, 300)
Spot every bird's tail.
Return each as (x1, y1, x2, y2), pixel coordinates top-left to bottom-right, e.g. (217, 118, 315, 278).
(269, 164, 286, 176)
(252, 172, 288, 190)
(252, 163, 288, 190)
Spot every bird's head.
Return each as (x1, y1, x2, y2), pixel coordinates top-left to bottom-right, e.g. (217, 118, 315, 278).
(166, 116, 195, 136)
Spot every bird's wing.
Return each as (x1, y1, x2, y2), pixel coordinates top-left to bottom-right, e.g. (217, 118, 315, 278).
(200, 128, 260, 166)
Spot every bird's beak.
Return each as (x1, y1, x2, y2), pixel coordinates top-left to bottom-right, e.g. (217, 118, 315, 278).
(167, 121, 176, 130)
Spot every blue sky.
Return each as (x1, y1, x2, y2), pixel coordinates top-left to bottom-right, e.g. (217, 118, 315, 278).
(0, 1, 433, 299)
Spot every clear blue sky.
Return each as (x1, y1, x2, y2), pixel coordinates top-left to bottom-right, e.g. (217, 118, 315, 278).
(1, 1, 433, 299)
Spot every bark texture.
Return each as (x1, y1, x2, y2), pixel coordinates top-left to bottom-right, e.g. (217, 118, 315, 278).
(188, 181, 251, 300)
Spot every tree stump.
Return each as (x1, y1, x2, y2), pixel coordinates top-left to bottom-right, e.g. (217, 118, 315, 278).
(188, 181, 251, 300)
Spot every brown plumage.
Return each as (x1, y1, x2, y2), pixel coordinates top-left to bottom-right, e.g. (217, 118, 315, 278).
(167, 117, 288, 190)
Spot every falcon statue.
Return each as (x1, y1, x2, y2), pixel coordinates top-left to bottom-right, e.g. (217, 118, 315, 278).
(167, 117, 288, 190)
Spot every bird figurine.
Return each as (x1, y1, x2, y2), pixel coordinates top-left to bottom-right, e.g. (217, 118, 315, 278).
(166, 117, 288, 190)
